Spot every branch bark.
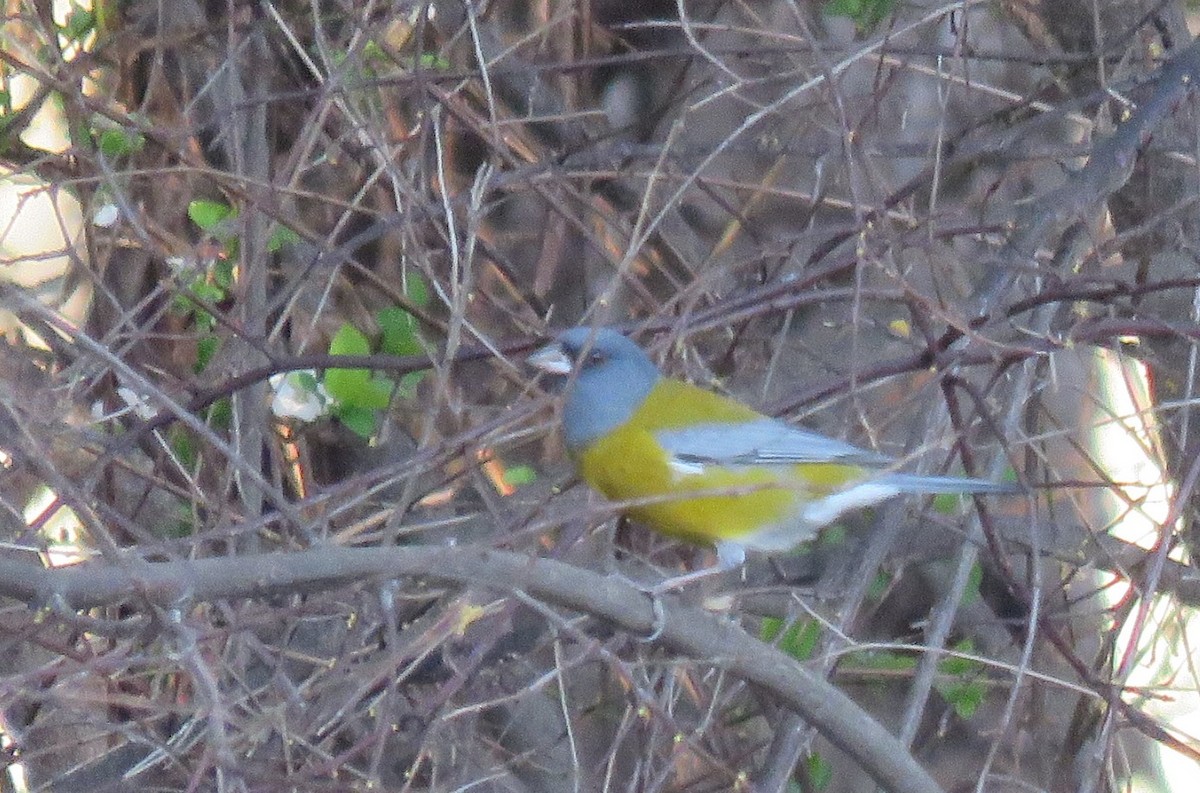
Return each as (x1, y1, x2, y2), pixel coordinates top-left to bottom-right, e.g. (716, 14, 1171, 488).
(0, 545, 943, 793)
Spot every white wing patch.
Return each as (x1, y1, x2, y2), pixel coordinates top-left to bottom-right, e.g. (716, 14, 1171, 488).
(733, 481, 902, 553)
(666, 456, 706, 480)
(800, 482, 900, 528)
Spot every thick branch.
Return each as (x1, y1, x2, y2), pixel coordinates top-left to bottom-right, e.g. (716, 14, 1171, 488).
(0, 545, 942, 793)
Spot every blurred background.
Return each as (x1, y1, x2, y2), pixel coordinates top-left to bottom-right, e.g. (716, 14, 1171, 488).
(1, 0, 1199, 790)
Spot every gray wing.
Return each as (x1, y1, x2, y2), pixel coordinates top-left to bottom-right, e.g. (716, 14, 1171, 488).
(655, 418, 894, 467)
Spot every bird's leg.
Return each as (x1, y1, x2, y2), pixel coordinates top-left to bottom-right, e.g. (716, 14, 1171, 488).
(602, 543, 740, 642)
(644, 565, 725, 595)
(644, 540, 745, 595)
(716, 540, 746, 569)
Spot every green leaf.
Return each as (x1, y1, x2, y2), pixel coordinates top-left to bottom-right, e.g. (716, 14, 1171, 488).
(396, 369, 426, 399)
(938, 678, 985, 720)
(63, 4, 95, 40)
(817, 523, 846, 546)
(932, 491, 963, 514)
(936, 640, 986, 719)
(97, 127, 144, 158)
(169, 427, 198, 470)
(267, 225, 301, 252)
(363, 40, 387, 62)
(194, 312, 217, 334)
(824, 0, 858, 13)
(377, 306, 424, 357)
(823, 0, 893, 30)
(195, 336, 219, 372)
(334, 404, 377, 439)
(847, 649, 916, 673)
(325, 324, 392, 410)
(417, 52, 451, 70)
(188, 279, 225, 304)
(962, 562, 983, 607)
(211, 258, 235, 291)
(402, 272, 430, 306)
(503, 465, 537, 487)
(164, 505, 195, 539)
(805, 752, 833, 789)
(760, 617, 820, 661)
(325, 372, 385, 409)
(938, 639, 980, 676)
(866, 570, 890, 601)
(329, 322, 371, 357)
(188, 199, 234, 231)
(205, 398, 232, 429)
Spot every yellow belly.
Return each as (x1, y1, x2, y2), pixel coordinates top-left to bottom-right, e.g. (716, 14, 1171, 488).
(577, 421, 862, 547)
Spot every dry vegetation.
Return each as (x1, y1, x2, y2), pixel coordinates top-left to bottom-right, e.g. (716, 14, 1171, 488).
(1, 1, 1200, 791)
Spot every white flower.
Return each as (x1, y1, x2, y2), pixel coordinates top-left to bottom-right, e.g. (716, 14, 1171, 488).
(116, 386, 157, 419)
(92, 203, 120, 228)
(269, 371, 331, 422)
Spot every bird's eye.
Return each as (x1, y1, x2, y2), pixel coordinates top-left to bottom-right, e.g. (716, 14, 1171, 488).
(586, 350, 606, 365)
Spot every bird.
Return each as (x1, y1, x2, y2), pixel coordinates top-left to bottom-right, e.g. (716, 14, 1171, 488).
(529, 327, 1018, 570)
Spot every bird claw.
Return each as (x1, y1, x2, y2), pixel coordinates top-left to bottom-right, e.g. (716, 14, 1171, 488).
(605, 564, 732, 643)
(640, 594, 667, 643)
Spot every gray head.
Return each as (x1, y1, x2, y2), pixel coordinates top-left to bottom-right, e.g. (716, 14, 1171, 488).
(528, 328, 662, 450)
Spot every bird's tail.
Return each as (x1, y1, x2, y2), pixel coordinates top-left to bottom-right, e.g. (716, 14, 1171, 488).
(877, 473, 1021, 495)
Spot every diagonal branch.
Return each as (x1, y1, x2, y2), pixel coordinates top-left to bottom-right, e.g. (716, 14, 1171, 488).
(0, 544, 943, 793)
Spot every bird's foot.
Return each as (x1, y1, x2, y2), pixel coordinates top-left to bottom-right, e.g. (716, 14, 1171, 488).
(645, 564, 728, 595)
(610, 565, 735, 643)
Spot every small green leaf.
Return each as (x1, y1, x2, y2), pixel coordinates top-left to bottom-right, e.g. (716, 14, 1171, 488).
(164, 504, 196, 539)
(818, 523, 847, 546)
(97, 127, 144, 158)
(267, 225, 301, 252)
(847, 649, 916, 673)
(396, 369, 425, 399)
(805, 752, 833, 789)
(169, 427, 199, 470)
(936, 640, 986, 719)
(188, 199, 234, 231)
(962, 562, 983, 607)
(823, 0, 893, 30)
(194, 311, 217, 334)
(932, 491, 964, 514)
(325, 324, 392, 409)
(188, 279, 225, 304)
(417, 52, 451, 70)
(206, 398, 232, 429)
(760, 617, 820, 661)
(503, 465, 537, 487)
(866, 570, 890, 601)
(403, 273, 430, 306)
(329, 322, 370, 357)
(938, 639, 980, 676)
(63, 4, 95, 40)
(378, 306, 424, 357)
(211, 258, 235, 291)
(363, 40, 386, 62)
(335, 404, 377, 438)
(195, 336, 219, 372)
(938, 678, 985, 720)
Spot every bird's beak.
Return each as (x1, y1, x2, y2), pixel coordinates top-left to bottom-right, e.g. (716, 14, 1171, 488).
(528, 342, 574, 375)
